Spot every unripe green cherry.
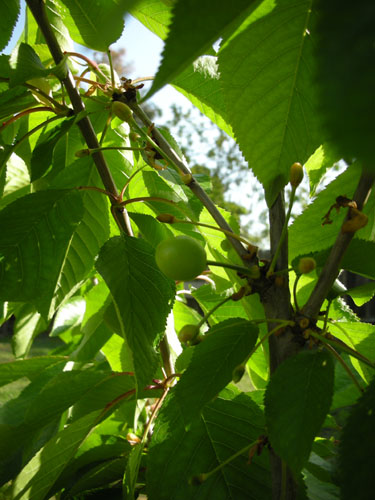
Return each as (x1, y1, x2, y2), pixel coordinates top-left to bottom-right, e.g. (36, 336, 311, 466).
(155, 235, 207, 281)
(178, 324, 199, 343)
(289, 162, 304, 188)
(297, 257, 316, 274)
(112, 100, 135, 124)
(129, 131, 141, 142)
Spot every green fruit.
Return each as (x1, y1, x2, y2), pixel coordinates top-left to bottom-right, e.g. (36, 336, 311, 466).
(297, 257, 316, 274)
(289, 162, 304, 188)
(112, 100, 134, 123)
(178, 324, 199, 343)
(155, 235, 206, 281)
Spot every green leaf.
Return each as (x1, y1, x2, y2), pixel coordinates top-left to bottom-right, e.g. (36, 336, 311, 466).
(0, 86, 36, 121)
(22, 371, 107, 429)
(0, 356, 66, 388)
(299, 239, 375, 282)
(345, 281, 375, 307)
(0, 0, 20, 52)
(315, 0, 375, 168)
(30, 116, 77, 181)
(129, 0, 173, 40)
(72, 309, 113, 363)
(49, 160, 110, 317)
(172, 57, 233, 136)
(12, 410, 103, 500)
(192, 286, 248, 324)
(0, 153, 31, 210)
(129, 211, 173, 247)
(57, 0, 133, 51)
(123, 443, 144, 500)
(305, 144, 341, 196)
(338, 378, 375, 499)
(147, 386, 272, 500)
(96, 235, 175, 389)
(51, 296, 85, 336)
(146, 0, 253, 99)
(328, 322, 375, 384)
(265, 350, 334, 473)
(341, 240, 375, 280)
(219, 0, 320, 206)
(9, 43, 50, 87)
(0, 190, 84, 316)
(289, 164, 361, 261)
(173, 318, 258, 426)
(69, 372, 135, 422)
(12, 304, 43, 358)
(67, 456, 126, 497)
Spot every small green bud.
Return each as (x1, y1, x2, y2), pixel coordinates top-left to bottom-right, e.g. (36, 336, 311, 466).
(178, 324, 199, 343)
(129, 131, 141, 142)
(189, 473, 207, 486)
(112, 100, 135, 124)
(181, 173, 193, 185)
(297, 257, 316, 274)
(156, 213, 176, 223)
(75, 148, 91, 158)
(289, 162, 304, 188)
(248, 265, 261, 280)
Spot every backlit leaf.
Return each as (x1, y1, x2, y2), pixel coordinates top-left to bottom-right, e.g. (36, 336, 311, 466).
(219, 0, 320, 206)
(96, 235, 175, 389)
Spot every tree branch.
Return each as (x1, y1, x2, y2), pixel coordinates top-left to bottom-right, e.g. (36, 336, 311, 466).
(302, 168, 375, 319)
(127, 101, 255, 262)
(25, 0, 133, 236)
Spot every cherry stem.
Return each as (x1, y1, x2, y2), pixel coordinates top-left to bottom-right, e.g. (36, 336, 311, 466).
(142, 385, 170, 444)
(73, 75, 107, 90)
(0, 106, 55, 133)
(267, 186, 297, 277)
(132, 76, 154, 84)
(170, 217, 252, 247)
(243, 320, 295, 366)
(195, 439, 259, 483)
(293, 274, 301, 312)
(119, 196, 191, 218)
(107, 50, 116, 89)
(88, 146, 145, 154)
(25, 82, 68, 111)
(197, 295, 234, 330)
(77, 185, 119, 201)
(120, 165, 147, 199)
(64, 51, 108, 80)
(322, 342, 363, 393)
(206, 260, 257, 277)
(308, 329, 375, 369)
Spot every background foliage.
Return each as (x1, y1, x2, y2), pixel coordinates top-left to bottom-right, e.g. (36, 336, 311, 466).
(0, 0, 374, 499)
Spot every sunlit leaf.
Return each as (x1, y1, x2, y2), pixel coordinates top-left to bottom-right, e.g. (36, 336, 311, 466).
(219, 0, 321, 206)
(96, 235, 175, 389)
(0, 190, 84, 317)
(0, 0, 20, 52)
(146, 0, 253, 99)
